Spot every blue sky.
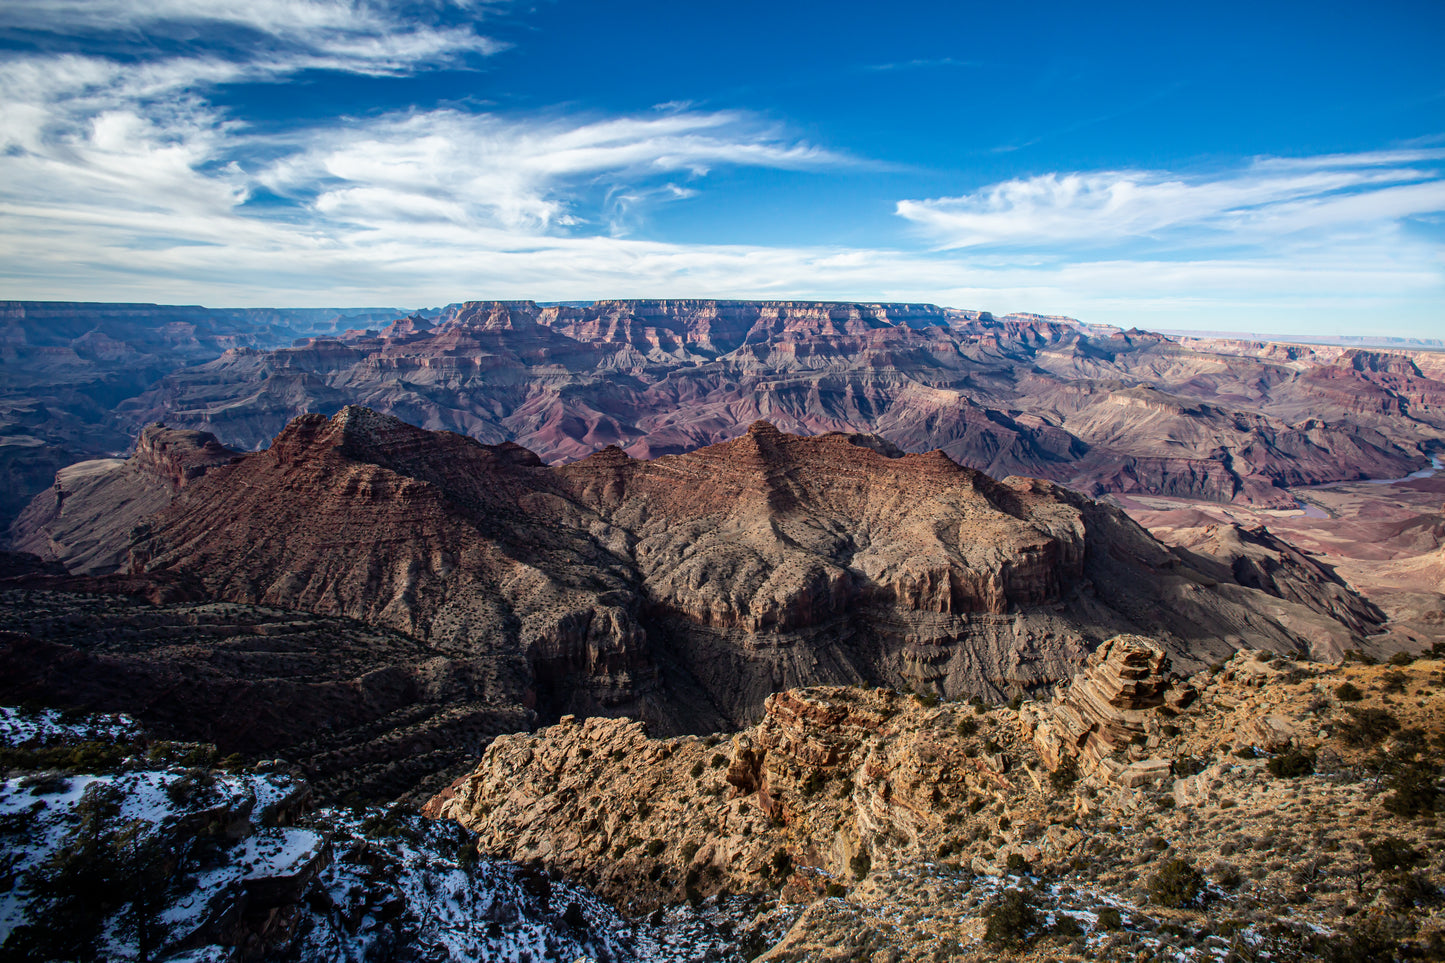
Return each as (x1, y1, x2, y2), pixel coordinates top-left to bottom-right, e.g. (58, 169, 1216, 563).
(1, 1, 1442, 336)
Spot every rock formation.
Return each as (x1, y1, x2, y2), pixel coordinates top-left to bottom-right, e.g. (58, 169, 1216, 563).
(12, 425, 240, 574)
(14, 406, 1386, 737)
(426, 652, 1445, 959)
(120, 300, 1440, 513)
(1026, 635, 1184, 787)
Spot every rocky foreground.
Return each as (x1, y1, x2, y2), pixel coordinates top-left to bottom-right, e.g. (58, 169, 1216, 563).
(428, 640, 1445, 961)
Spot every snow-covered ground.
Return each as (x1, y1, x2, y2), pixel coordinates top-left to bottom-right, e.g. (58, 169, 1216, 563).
(0, 705, 141, 744)
(1, 705, 788, 962)
(288, 808, 798, 963)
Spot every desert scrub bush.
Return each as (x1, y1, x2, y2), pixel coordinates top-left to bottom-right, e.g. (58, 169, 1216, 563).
(1213, 861, 1243, 889)
(1338, 706, 1399, 747)
(768, 848, 792, 879)
(1368, 836, 1422, 872)
(1147, 857, 1206, 908)
(1334, 681, 1364, 702)
(915, 691, 939, 708)
(955, 717, 979, 738)
(1381, 670, 1409, 694)
(709, 753, 726, 768)
(984, 888, 1036, 946)
(1267, 748, 1316, 778)
(645, 839, 666, 858)
(849, 849, 871, 880)
(1382, 757, 1440, 817)
(1049, 756, 1079, 792)
(1005, 852, 1030, 874)
(689, 760, 704, 779)
(1096, 906, 1123, 931)
(1387, 651, 1415, 666)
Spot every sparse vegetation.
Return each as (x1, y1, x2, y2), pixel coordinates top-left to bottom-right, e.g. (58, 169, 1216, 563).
(984, 888, 1036, 946)
(1148, 857, 1205, 908)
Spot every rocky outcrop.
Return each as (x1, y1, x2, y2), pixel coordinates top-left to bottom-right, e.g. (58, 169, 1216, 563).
(426, 653, 1445, 954)
(1026, 635, 1184, 787)
(10, 425, 240, 575)
(14, 407, 1394, 737)
(31, 408, 1358, 734)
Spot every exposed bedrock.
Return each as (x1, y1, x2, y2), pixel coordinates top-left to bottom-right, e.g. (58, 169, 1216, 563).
(12, 407, 1379, 735)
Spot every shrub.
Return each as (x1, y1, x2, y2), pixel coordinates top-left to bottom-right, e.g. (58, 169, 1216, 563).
(1368, 836, 1422, 872)
(916, 692, 939, 708)
(1335, 682, 1364, 702)
(955, 717, 979, 738)
(689, 760, 704, 779)
(1381, 670, 1409, 694)
(1382, 758, 1440, 816)
(983, 888, 1036, 946)
(1338, 707, 1400, 747)
(769, 848, 792, 879)
(1007, 693, 1024, 711)
(849, 850, 871, 880)
(1049, 756, 1079, 792)
(1387, 651, 1415, 666)
(645, 839, 666, 858)
(1096, 906, 1123, 931)
(824, 881, 848, 898)
(709, 753, 726, 768)
(1052, 913, 1083, 938)
(1005, 852, 1030, 874)
(1147, 858, 1205, 908)
(1267, 748, 1316, 778)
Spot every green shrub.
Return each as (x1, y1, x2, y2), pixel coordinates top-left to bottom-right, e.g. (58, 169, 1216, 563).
(955, 717, 979, 738)
(1005, 852, 1030, 875)
(1382, 758, 1440, 816)
(1387, 651, 1415, 666)
(1052, 913, 1083, 938)
(1368, 836, 1422, 872)
(689, 760, 704, 779)
(1147, 857, 1205, 908)
(1267, 748, 1316, 778)
(1338, 707, 1400, 747)
(1335, 682, 1364, 702)
(824, 881, 848, 898)
(1096, 906, 1123, 931)
(916, 692, 939, 708)
(984, 888, 1036, 946)
(849, 850, 871, 880)
(1381, 670, 1409, 694)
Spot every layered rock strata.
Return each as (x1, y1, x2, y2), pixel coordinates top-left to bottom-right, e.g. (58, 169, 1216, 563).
(16, 407, 1378, 735)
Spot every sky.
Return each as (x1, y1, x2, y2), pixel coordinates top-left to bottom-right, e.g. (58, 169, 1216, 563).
(1, 1, 1442, 336)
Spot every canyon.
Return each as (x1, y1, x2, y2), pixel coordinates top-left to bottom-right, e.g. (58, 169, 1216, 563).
(5, 300, 1445, 539)
(3, 299, 1444, 961)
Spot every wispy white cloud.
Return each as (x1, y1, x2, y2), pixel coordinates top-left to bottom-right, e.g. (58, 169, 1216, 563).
(0, 1, 501, 73)
(895, 152, 1445, 249)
